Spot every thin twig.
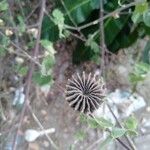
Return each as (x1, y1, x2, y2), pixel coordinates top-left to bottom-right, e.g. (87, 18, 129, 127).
(0, 43, 41, 67)
(116, 138, 131, 150)
(12, 1, 46, 150)
(68, 31, 86, 42)
(70, 1, 143, 31)
(27, 105, 58, 149)
(107, 104, 137, 150)
(60, 0, 86, 41)
(0, 100, 6, 121)
(7, 3, 19, 44)
(0, 31, 41, 67)
(0, 24, 39, 30)
(86, 137, 103, 150)
(99, 0, 106, 77)
(25, 2, 41, 21)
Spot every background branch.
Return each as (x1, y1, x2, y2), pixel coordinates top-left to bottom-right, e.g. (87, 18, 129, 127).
(12, 1, 46, 150)
(70, 1, 143, 31)
(99, 0, 106, 76)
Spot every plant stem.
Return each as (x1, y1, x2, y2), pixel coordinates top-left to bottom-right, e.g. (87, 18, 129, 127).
(99, 0, 106, 76)
(60, 0, 86, 41)
(107, 104, 137, 150)
(12, 1, 46, 150)
(28, 105, 58, 149)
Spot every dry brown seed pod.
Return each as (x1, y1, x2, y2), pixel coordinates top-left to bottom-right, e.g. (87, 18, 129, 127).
(65, 72, 106, 114)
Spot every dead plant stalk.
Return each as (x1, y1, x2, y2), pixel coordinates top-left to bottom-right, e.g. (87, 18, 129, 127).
(12, 1, 46, 150)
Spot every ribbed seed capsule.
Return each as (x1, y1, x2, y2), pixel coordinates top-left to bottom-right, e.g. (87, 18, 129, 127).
(65, 72, 106, 114)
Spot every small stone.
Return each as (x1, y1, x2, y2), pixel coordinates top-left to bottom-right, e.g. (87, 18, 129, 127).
(23, 116, 30, 124)
(9, 87, 16, 92)
(140, 127, 146, 133)
(8, 46, 15, 53)
(27, 28, 38, 39)
(40, 110, 47, 116)
(43, 140, 49, 147)
(5, 29, 13, 36)
(15, 57, 24, 64)
(146, 106, 150, 112)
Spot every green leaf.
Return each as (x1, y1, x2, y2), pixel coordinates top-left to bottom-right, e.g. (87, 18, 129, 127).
(0, 35, 10, 56)
(0, 47, 6, 56)
(63, 29, 71, 38)
(129, 62, 150, 84)
(74, 130, 86, 141)
(111, 127, 126, 139)
(90, 41, 99, 53)
(95, 117, 114, 129)
(91, 53, 100, 64)
(126, 130, 138, 137)
(40, 40, 56, 55)
(33, 72, 53, 86)
(124, 115, 138, 130)
(63, 0, 101, 24)
(143, 10, 150, 27)
(41, 16, 59, 42)
(105, 16, 129, 46)
(17, 66, 28, 76)
(41, 56, 55, 76)
(73, 40, 94, 64)
(0, 0, 8, 11)
(131, 13, 143, 24)
(129, 73, 144, 84)
(132, 1, 148, 24)
(79, 113, 87, 123)
(90, 0, 103, 9)
(86, 33, 99, 53)
(87, 117, 114, 129)
(0, 35, 10, 46)
(87, 117, 100, 128)
(52, 9, 65, 38)
(143, 23, 150, 36)
(17, 15, 26, 34)
(124, 115, 138, 137)
(135, 62, 150, 74)
(52, 9, 64, 25)
(134, 1, 148, 14)
(99, 135, 113, 150)
(40, 40, 55, 76)
(142, 40, 150, 64)
(110, 27, 138, 49)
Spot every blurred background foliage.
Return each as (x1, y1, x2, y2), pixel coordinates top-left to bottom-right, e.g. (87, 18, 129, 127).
(0, 0, 150, 87)
(41, 0, 150, 64)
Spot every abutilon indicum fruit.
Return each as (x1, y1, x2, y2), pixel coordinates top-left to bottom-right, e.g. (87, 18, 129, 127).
(65, 72, 106, 114)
